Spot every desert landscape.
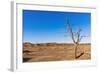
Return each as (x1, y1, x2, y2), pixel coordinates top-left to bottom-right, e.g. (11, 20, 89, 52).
(23, 10, 91, 62)
(23, 42, 91, 62)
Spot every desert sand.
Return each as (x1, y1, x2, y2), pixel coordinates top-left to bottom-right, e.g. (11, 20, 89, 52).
(23, 42, 91, 62)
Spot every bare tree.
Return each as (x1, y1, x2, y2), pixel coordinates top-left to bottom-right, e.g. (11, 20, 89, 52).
(66, 19, 85, 59)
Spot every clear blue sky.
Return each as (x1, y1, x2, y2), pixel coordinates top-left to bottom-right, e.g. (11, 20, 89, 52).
(23, 10, 91, 43)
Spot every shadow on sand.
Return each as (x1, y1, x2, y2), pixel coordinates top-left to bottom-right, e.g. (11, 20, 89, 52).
(23, 58, 32, 62)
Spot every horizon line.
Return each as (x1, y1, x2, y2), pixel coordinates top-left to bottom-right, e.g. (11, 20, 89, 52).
(23, 41, 91, 44)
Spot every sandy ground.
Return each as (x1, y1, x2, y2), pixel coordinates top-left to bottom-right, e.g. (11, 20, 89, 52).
(23, 43, 91, 62)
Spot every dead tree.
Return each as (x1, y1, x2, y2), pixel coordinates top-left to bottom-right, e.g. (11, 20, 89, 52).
(66, 19, 85, 59)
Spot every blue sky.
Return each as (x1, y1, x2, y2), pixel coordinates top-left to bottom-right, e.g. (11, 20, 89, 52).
(23, 10, 91, 43)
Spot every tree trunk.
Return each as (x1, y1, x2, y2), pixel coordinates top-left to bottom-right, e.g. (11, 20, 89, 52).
(74, 44, 78, 59)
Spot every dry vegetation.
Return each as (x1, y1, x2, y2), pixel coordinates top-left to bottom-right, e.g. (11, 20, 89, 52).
(23, 42, 91, 62)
